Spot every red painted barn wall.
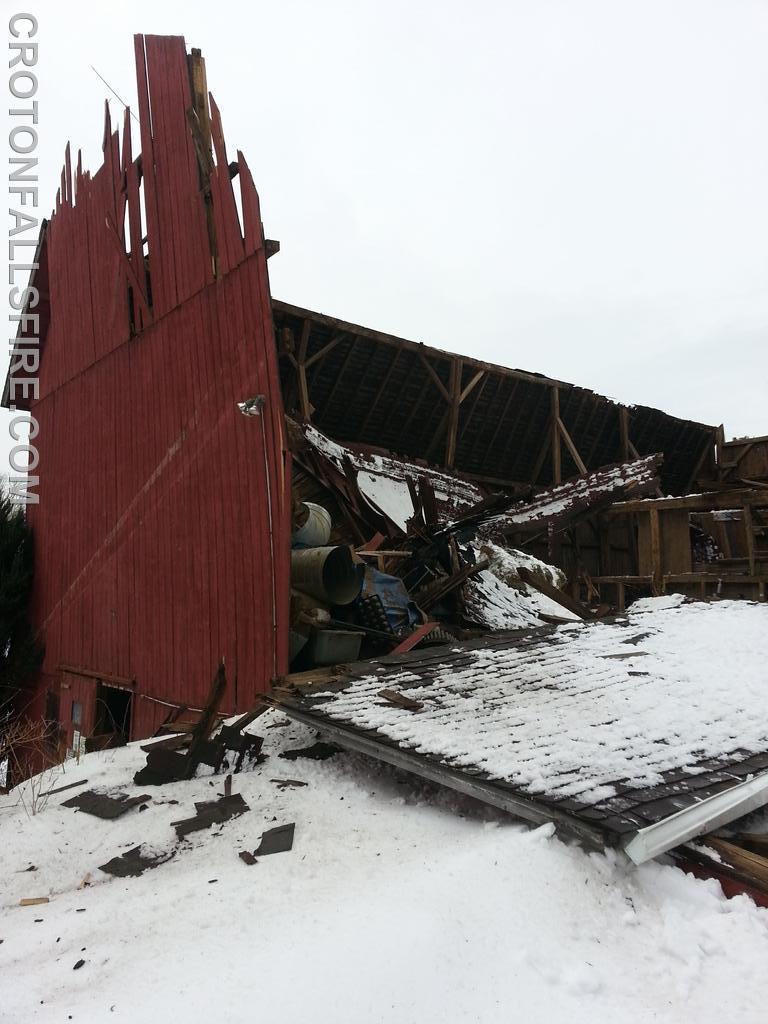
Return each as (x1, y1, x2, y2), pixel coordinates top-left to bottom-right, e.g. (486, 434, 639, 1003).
(17, 35, 290, 738)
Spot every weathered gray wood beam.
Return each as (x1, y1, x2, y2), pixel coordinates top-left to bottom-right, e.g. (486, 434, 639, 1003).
(557, 416, 588, 476)
(445, 359, 462, 469)
(550, 386, 562, 485)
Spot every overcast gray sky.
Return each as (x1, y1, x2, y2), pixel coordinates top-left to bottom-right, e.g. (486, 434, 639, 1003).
(3, 0, 768, 474)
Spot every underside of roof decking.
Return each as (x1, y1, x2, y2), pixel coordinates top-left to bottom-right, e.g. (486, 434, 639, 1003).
(273, 300, 718, 496)
(274, 600, 768, 862)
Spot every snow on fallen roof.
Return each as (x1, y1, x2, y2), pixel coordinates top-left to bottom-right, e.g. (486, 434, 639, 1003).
(303, 423, 484, 531)
(478, 453, 662, 534)
(289, 599, 768, 858)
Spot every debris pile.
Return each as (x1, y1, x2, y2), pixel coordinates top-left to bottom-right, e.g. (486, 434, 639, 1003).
(286, 420, 590, 675)
(134, 664, 266, 786)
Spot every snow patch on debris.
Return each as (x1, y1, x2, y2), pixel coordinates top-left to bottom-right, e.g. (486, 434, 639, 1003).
(481, 539, 566, 590)
(356, 470, 415, 531)
(464, 541, 576, 629)
(630, 593, 688, 613)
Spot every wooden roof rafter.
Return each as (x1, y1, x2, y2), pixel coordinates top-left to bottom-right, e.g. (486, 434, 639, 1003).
(272, 303, 719, 496)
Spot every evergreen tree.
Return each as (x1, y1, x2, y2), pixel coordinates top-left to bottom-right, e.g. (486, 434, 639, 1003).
(0, 486, 43, 709)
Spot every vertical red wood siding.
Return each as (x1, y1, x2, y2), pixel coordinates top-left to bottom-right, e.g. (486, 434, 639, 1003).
(23, 35, 290, 737)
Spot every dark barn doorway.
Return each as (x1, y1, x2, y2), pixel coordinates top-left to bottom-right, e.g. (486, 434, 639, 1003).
(89, 683, 133, 751)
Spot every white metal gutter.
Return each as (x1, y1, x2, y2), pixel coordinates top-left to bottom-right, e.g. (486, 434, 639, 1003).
(623, 771, 768, 865)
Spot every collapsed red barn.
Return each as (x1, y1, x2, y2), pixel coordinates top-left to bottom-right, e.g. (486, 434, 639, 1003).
(5, 34, 758, 753)
(5, 36, 291, 743)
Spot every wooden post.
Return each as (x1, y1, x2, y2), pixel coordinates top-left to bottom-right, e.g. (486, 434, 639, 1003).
(619, 406, 630, 462)
(296, 319, 312, 421)
(649, 508, 661, 596)
(550, 386, 562, 485)
(446, 359, 462, 469)
(598, 515, 611, 575)
(744, 503, 756, 575)
(715, 424, 726, 481)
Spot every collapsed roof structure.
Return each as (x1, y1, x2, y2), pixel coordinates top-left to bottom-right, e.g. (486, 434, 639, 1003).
(4, 35, 768, 880)
(272, 301, 717, 496)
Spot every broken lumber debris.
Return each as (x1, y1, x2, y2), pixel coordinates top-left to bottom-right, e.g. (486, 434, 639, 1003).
(279, 741, 341, 761)
(254, 822, 295, 856)
(99, 846, 174, 878)
(61, 790, 151, 819)
(378, 689, 424, 712)
(674, 831, 768, 908)
(516, 566, 591, 620)
(134, 665, 266, 785)
(172, 792, 250, 839)
(270, 778, 308, 790)
(42, 778, 88, 798)
(282, 417, 630, 677)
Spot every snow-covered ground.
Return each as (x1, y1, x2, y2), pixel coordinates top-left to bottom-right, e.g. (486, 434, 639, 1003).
(2, 709, 768, 1023)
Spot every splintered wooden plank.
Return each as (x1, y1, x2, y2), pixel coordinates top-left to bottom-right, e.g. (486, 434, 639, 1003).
(516, 566, 589, 619)
(138, 33, 212, 310)
(208, 94, 245, 274)
(166, 33, 194, 290)
(237, 150, 263, 257)
(133, 33, 167, 312)
(121, 109, 151, 329)
(105, 215, 152, 324)
(700, 837, 768, 889)
(144, 35, 179, 312)
(378, 688, 424, 712)
(160, 34, 210, 301)
(389, 622, 438, 655)
(732, 833, 768, 856)
(64, 142, 72, 206)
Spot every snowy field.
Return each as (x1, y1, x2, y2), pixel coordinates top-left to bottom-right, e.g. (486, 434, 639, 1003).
(2, 708, 768, 1023)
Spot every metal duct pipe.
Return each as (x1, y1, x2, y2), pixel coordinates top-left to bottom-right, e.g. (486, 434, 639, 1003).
(292, 502, 332, 547)
(290, 546, 364, 605)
